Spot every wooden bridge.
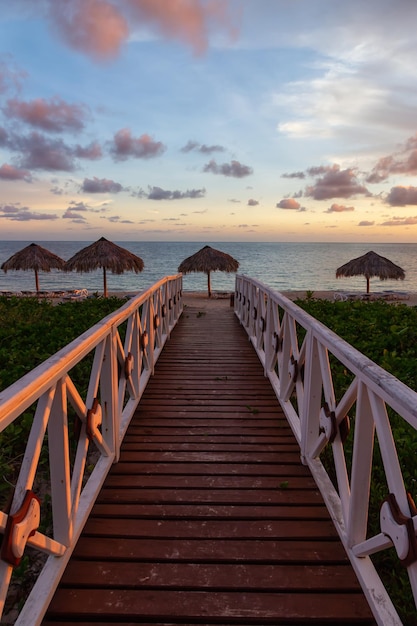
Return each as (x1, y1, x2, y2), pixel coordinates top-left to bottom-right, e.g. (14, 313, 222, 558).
(42, 294, 375, 625)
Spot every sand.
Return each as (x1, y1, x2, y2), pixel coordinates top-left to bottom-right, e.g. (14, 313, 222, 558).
(174, 289, 417, 308)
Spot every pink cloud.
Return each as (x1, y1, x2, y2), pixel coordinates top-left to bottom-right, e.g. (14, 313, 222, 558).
(16, 132, 76, 171)
(203, 159, 253, 178)
(8, 132, 101, 171)
(386, 186, 417, 206)
(0, 59, 27, 94)
(46, 0, 238, 59)
(127, 0, 238, 55)
(47, 0, 129, 60)
(358, 220, 375, 226)
(325, 203, 354, 213)
(276, 198, 300, 210)
(4, 97, 88, 132)
(110, 128, 166, 160)
(82, 176, 123, 192)
(367, 134, 417, 183)
(63, 209, 88, 221)
(380, 216, 417, 226)
(74, 141, 102, 159)
(0, 163, 32, 182)
(306, 165, 368, 200)
(0, 206, 58, 221)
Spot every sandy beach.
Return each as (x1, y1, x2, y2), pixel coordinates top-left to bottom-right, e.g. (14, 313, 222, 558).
(7, 288, 416, 307)
(176, 289, 417, 308)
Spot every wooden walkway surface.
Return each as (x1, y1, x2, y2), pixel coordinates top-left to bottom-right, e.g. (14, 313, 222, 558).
(43, 294, 376, 625)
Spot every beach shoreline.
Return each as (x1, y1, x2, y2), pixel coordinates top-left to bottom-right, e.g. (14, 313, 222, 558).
(112, 289, 417, 307)
(3, 288, 416, 306)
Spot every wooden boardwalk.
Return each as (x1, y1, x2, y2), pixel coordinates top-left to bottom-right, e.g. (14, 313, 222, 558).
(43, 294, 376, 625)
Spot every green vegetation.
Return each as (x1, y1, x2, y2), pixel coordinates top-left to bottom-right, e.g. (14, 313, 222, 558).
(296, 298, 417, 390)
(296, 298, 417, 625)
(0, 296, 126, 391)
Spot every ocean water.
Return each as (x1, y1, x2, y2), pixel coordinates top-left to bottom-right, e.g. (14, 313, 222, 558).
(0, 241, 416, 296)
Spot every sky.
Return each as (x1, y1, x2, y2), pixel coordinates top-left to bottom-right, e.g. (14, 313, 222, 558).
(1, 0, 417, 242)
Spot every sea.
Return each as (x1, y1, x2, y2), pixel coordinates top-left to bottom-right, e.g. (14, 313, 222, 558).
(0, 241, 416, 296)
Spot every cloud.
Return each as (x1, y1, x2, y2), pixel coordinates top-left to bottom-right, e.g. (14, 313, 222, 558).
(3, 130, 101, 171)
(181, 140, 225, 154)
(4, 97, 89, 132)
(248, 199, 259, 206)
(147, 186, 206, 200)
(68, 201, 90, 211)
(110, 128, 166, 160)
(82, 176, 123, 193)
(122, 0, 238, 56)
(47, 0, 129, 60)
(325, 203, 355, 213)
(305, 165, 369, 200)
(282, 171, 305, 179)
(0, 126, 8, 146)
(74, 141, 102, 160)
(0, 163, 31, 181)
(380, 216, 417, 226)
(203, 159, 253, 178)
(307, 166, 334, 177)
(16, 132, 77, 171)
(276, 198, 300, 210)
(385, 186, 417, 206)
(0, 203, 20, 214)
(0, 58, 27, 94)
(367, 134, 417, 182)
(63, 209, 87, 220)
(358, 220, 375, 226)
(0, 205, 58, 220)
(107, 214, 134, 223)
(45, 0, 239, 59)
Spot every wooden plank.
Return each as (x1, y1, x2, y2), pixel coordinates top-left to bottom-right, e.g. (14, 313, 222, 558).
(43, 296, 375, 625)
(96, 488, 324, 505)
(108, 462, 311, 476)
(46, 589, 374, 622)
(82, 518, 339, 539)
(58, 561, 363, 590)
(90, 503, 331, 519)
(102, 475, 317, 488)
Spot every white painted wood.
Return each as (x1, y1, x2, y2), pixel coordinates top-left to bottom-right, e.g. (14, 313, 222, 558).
(235, 274, 417, 625)
(0, 275, 183, 624)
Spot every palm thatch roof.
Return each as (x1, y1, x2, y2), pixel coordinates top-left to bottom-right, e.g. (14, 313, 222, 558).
(64, 237, 144, 296)
(336, 250, 405, 293)
(1, 242, 65, 293)
(178, 245, 239, 297)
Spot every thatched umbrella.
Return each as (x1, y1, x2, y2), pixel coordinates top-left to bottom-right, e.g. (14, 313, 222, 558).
(64, 237, 144, 297)
(178, 245, 239, 297)
(336, 250, 405, 293)
(1, 242, 65, 293)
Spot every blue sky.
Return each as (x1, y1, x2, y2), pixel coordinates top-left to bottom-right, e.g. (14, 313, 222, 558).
(1, 0, 417, 242)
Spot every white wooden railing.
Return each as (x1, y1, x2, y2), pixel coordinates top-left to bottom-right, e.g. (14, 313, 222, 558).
(235, 274, 417, 626)
(0, 275, 183, 625)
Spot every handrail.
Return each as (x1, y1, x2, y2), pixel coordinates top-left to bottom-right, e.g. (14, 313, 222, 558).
(0, 275, 183, 625)
(235, 274, 417, 626)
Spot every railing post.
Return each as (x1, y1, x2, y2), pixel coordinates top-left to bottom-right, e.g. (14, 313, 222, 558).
(300, 333, 322, 464)
(48, 380, 72, 545)
(101, 329, 119, 461)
